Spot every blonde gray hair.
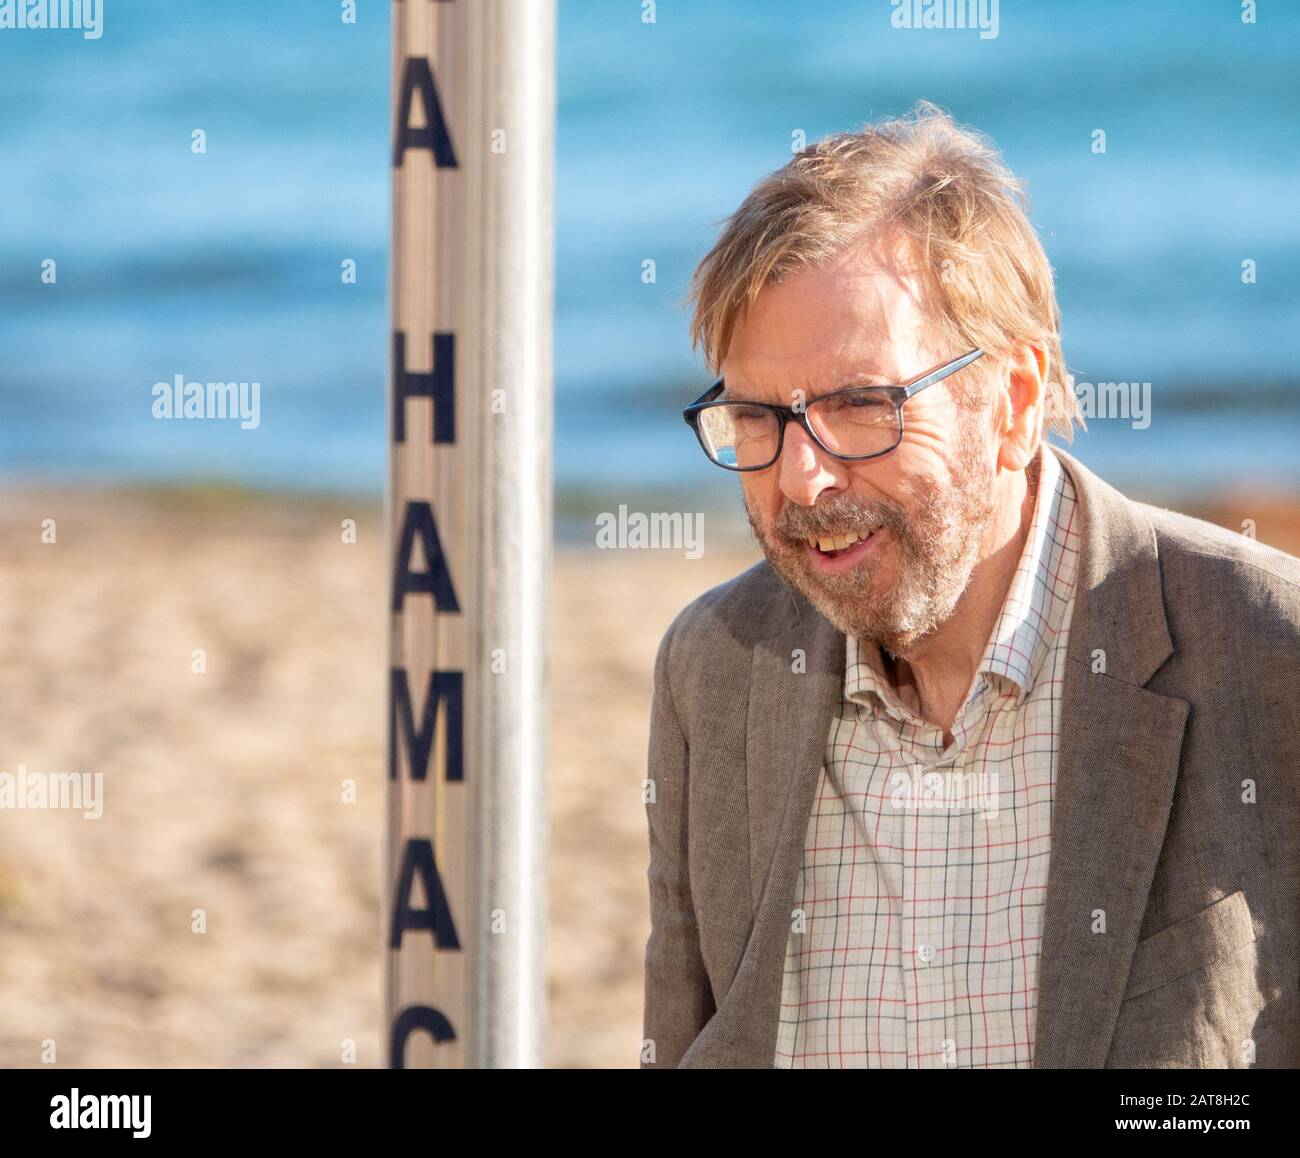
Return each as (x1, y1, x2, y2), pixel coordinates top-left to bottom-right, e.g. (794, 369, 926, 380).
(686, 101, 1083, 440)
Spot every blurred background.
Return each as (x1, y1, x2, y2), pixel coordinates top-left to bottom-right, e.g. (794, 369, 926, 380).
(0, 0, 1296, 1067)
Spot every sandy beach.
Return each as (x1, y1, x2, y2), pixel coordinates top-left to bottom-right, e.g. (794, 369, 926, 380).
(0, 483, 1295, 1067)
(0, 485, 757, 1067)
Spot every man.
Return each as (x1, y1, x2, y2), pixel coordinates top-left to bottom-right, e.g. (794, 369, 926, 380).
(640, 103, 1300, 1069)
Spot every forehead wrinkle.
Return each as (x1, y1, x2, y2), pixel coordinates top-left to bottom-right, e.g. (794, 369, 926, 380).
(725, 305, 897, 402)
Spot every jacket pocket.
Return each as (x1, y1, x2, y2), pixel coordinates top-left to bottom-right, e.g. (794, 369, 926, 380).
(1123, 890, 1257, 1001)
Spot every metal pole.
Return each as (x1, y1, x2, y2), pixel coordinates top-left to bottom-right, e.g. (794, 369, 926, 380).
(385, 0, 553, 1069)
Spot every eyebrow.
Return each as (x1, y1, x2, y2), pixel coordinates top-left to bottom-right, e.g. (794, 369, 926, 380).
(722, 370, 895, 404)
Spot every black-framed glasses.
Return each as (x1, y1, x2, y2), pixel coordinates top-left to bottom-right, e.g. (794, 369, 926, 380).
(682, 348, 985, 471)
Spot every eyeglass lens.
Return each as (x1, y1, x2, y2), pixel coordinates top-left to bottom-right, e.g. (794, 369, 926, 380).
(696, 391, 901, 468)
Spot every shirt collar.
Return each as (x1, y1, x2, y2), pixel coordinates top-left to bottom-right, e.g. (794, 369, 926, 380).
(977, 443, 1069, 700)
(845, 443, 1073, 712)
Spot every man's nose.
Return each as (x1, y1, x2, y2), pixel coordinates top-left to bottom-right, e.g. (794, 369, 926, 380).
(777, 422, 846, 507)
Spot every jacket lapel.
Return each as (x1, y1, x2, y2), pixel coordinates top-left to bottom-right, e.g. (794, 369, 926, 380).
(691, 573, 842, 1066)
(745, 588, 844, 915)
(1031, 448, 1189, 1067)
(678, 568, 843, 1068)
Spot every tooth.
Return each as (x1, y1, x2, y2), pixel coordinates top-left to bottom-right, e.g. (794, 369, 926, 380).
(817, 536, 836, 552)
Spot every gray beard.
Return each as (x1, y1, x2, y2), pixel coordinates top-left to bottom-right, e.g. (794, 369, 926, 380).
(745, 427, 1004, 657)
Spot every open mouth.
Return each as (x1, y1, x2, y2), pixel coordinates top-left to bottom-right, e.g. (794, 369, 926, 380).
(805, 527, 878, 559)
(797, 526, 886, 574)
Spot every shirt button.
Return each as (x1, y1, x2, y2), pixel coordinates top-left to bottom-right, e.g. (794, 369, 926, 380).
(916, 943, 935, 964)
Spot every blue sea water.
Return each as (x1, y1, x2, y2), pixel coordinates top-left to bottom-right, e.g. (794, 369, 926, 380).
(0, 0, 1296, 498)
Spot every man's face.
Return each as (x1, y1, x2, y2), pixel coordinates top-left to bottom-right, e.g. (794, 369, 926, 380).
(722, 231, 1001, 656)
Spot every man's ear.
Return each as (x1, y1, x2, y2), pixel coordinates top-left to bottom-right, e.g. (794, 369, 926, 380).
(997, 342, 1046, 472)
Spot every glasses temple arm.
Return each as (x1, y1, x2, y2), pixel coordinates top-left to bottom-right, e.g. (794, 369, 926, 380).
(901, 349, 984, 398)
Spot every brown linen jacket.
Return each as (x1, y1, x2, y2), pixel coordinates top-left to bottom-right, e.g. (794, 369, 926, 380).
(642, 447, 1300, 1068)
